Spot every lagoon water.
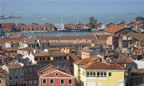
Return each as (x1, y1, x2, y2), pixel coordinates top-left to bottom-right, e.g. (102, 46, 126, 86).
(0, 0, 144, 24)
(20, 32, 92, 37)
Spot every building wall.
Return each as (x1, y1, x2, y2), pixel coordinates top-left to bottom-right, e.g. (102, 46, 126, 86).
(39, 71, 75, 86)
(8, 68, 24, 86)
(74, 64, 125, 86)
(40, 78, 75, 86)
(23, 65, 38, 86)
(74, 64, 80, 82)
(81, 52, 90, 59)
(0, 78, 6, 86)
(81, 69, 125, 86)
(17, 50, 29, 55)
(4, 43, 11, 48)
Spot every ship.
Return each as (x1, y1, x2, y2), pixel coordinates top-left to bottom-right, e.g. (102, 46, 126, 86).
(0, 15, 21, 19)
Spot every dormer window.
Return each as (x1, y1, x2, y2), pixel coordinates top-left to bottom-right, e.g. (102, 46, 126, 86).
(55, 73, 59, 76)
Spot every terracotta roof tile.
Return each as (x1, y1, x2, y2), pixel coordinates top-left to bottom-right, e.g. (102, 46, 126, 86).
(104, 25, 125, 33)
(67, 53, 80, 62)
(19, 47, 36, 51)
(111, 57, 134, 64)
(132, 48, 144, 53)
(74, 57, 97, 65)
(82, 61, 124, 70)
(33, 52, 66, 57)
(6, 64, 23, 69)
(131, 69, 144, 74)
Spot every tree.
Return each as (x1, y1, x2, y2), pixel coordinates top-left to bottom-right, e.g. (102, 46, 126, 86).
(135, 16, 144, 21)
(89, 16, 97, 24)
(89, 16, 97, 28)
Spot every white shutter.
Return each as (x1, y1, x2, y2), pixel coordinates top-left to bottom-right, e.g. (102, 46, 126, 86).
(87, 81, 96, 86)
(119, 80, 124, 86)
(98, 81, 101, 86)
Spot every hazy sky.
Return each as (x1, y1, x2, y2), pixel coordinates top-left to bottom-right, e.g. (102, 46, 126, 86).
(1, 0, 144, 16)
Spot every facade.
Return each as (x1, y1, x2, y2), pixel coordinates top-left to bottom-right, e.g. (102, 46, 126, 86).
(0, 23, 16, 32)
(106, 36, 119, 49)
(17, 47, 36, 55)
(2, 63, 24, 86)
(0, 69, 8, 86)
(111, 57, 137, 86)
(23, 65, 39, 86)
(33, 52, 76, 73)
(131, 69, 144, 86)
(74, 58, 125, 86)
(16, 23, 55, 32)
(38, 65, 75, 86)
(81, 48, 96, 59)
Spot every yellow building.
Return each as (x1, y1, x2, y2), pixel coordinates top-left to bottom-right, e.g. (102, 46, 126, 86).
(74, 58, 125, 86)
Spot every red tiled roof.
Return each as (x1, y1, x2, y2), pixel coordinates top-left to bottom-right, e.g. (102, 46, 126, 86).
(6, 64, 22, 69)
(0, 23, 16, 29)
(33, 52, 66, 57)
(131, 69, 144, 74)
(111, 57, 134, 64)
(104, 25, 125, 33)
(19, 47, 36, 51)
(82, 61, 124, 70)
(68, 53, 80, 62)
(74, 57, 97, 65)
(132, 48, 144, 53)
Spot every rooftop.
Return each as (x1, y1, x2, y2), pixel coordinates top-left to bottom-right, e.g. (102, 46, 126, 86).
(104, 25, 125, 34)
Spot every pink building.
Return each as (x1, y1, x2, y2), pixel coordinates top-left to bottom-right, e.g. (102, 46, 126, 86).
(38, 65, 75, 86)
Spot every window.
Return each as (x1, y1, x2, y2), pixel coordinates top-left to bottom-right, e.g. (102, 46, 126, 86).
(97, 72, 107, 77)
(15, 76, 17, 79)
(104, 72, 106, 77)
(90, 72, 93, 76)
(87, 72, 89, 77)
(43, 79, 46, 84)
(50, 79, 54, 84)
(29, 68, 32, 72)
(9, 69, 12, 73)
(61, 79, 64, 84)
(101, 72, 103, 77)
(69, 79, 72, 85)
(109, 72, 112, 76)
(35, 58, 37, 61)
(43, 58, 45, 61)
(87, 72, 96, 77)
(55, 73, 58, 76)
(40, 57, 43, 61)
(97, 72, 100, 77)
(93, 72, 96, 77)
(29, 81, 32, 85)
(9, 76, 12, 80)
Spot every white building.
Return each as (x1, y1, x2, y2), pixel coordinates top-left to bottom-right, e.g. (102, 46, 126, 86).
(133, 60, 144, 69)
(55, 24, 65, 31)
